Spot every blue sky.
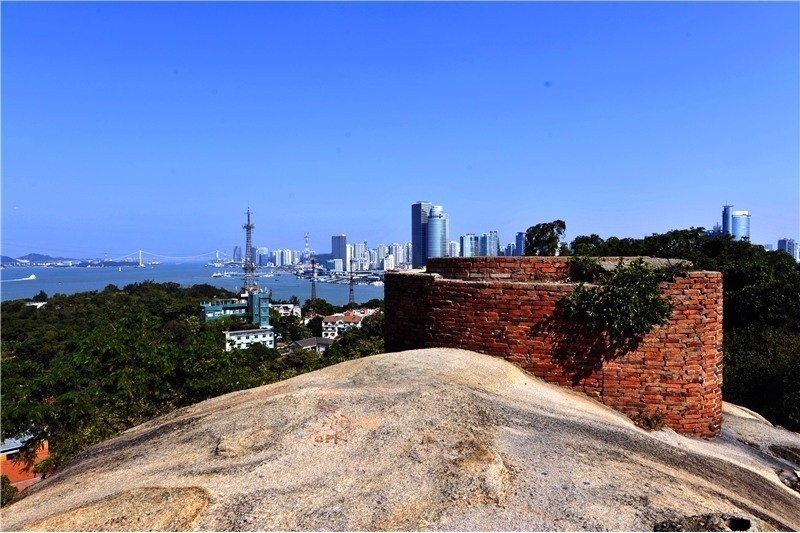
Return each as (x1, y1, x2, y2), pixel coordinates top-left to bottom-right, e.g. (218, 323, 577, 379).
(2, 1, 798, 259)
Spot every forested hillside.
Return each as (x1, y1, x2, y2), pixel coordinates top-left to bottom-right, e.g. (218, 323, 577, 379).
(1, 282, 384, 474)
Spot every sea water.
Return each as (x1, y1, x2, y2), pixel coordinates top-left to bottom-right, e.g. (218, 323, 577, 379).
(0, 263, 384, 305)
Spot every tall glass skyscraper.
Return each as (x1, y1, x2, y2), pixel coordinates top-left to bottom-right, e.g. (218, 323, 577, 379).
(331, 234, 349, 271)
(461, 233, 479, 257)
(426, 205, 449, 259)
(411, 201, 432, 267)
(722, 205, 734, 235)
(731, 210, 751, 241)
(778, 238, 798, 260)
(515, 232, 526, 256)
(480, 231, 500, 256)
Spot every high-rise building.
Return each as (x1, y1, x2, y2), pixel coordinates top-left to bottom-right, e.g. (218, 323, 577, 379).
(332, 234, 349, 272)
(778, 238, 797, 260)
(505, 243, 516, 256)
(257, 247, 269, 266)
(480, 231, 500, 256)
(731, 210, 751, 241)
(722, 205, 734, 235)
(391, 243, 405, 265)
(382, 254, 395, 271)
(426, 205, 449, 259)
(272, 249, 283, 267)
(515, 232, 526, 256)
(412, 201, 432, 267)
(461, 233, 479, 257)
(404, 242, 413, 265)
(233, 246, 242, 262)
(448, 241, 460, 258)
(353, 241, 367, 270)
(376, 244, 387, 262)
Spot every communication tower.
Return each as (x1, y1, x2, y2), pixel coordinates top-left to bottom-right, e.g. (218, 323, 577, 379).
(310, 257, 317, 315)
(242, 208, 258, 294)
(348, 258, 355, 308)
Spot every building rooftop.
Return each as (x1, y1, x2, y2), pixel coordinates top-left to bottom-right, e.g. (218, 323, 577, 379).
(322, 309, 379, 323)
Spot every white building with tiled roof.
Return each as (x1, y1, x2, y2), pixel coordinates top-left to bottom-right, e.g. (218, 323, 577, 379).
(321, 308, 379, 339)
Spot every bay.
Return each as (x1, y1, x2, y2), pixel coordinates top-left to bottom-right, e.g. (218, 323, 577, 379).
(0, 263, 384, 305)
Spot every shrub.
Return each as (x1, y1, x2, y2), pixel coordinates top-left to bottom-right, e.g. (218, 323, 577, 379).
(564, 258, 674, 341)
(1, 475, 18, 507)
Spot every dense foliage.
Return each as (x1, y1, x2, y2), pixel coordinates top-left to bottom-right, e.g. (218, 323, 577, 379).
(568, 228, 800, 430)
(524, 220, 566, 256)
(564, 258, 675, 341)
(1, 475, 18, 507)
(1, 284, 385, 472)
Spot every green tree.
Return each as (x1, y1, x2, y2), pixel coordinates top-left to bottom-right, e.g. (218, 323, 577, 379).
(1, 475, 18, 507)
(324, 313, 385, 364)
(31, 290, 48, 303)
(307, 315, 323, 337)
(302, 298, 339, 317)
(571, 234, 605, 256)
(269, 311, 312, 343)
(525, 220, 566, 256)
(359, 298, 385, 310)
(724, 326, 800, 429)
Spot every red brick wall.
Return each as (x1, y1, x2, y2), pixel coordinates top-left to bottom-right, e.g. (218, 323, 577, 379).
(385, 257, 723, 438)
(1, 441, 49, 491)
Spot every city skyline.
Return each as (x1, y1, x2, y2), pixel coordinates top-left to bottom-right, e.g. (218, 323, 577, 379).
(2, 2, 798, 259)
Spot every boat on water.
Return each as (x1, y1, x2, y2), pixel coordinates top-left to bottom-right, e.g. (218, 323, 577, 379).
(212, 271, 240, 278)
(1, 274, 37, 283)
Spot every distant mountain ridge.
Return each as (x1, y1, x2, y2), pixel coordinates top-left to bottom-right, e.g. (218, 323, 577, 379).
(17, 253, 77, 262)
(2, 253, 83, 266)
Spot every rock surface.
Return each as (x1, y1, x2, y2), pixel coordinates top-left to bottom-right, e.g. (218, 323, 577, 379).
(3, 348, 799, 531)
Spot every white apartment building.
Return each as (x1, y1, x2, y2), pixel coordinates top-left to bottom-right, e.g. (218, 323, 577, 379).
(224, 327, 275, 352)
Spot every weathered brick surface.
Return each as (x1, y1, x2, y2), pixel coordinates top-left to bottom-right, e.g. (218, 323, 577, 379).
(385, 257, 723, 438)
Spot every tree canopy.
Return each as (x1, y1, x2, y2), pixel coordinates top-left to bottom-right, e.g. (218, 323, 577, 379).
(1, 284, 386, 473)
(525, 220, 566, 256)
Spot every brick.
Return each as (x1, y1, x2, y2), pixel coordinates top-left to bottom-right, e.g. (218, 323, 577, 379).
(385, 257, 723, 438)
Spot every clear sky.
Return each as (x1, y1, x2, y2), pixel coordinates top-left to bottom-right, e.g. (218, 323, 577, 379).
(2, 1, 798, 259)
